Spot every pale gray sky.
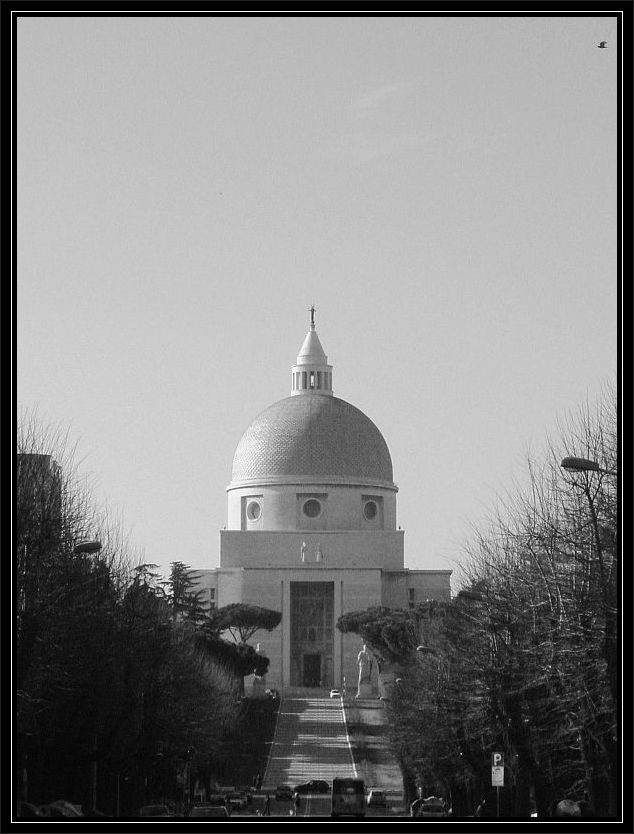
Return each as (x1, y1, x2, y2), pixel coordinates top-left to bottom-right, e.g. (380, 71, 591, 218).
(16, 15, 618, 587)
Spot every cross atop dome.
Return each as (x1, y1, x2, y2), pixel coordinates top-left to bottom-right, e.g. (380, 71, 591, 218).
(291, 307, 333, 397)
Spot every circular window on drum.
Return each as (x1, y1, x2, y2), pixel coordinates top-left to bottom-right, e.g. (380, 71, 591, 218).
(303, 498, 322, 518)
(363, 500, 378, 521)
(246, 501, 262, 521)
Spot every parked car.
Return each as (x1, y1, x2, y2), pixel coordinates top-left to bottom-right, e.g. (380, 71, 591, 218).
(17, 802, 43, 818)
(275, 784, 294, 801)
(410, 796, 448, 818)
(40, 801, 84, 818)
(138, 804, 173, 817)
(329, 689, 341, 698)
(189, 804, 230, 817)
(294, 779, 331, 794)
(367, 788, 387, 807)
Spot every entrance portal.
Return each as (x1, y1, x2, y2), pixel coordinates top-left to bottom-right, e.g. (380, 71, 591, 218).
(290, 582, 334, 687)
(303, 653, 321, 687)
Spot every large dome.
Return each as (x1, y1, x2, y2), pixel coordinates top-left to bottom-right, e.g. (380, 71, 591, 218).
(230, 395, 394, 487)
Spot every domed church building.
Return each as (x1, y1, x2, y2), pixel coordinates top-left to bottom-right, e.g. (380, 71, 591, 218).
(194, 308, 451, 692)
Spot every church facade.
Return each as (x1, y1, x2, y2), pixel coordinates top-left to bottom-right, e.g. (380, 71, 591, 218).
(194, 311, 451, 693)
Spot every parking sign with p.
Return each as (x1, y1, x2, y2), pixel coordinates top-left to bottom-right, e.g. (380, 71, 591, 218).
(491, 752, 504, 787)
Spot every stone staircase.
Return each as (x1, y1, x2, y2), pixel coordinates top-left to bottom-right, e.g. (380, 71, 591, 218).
(262, 692, 357, 790)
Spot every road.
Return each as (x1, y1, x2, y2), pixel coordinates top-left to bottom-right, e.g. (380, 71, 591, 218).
(230, 690, 407, 817)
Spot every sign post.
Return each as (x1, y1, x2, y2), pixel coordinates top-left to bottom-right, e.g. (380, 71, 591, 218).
(491, 752, 504, 818)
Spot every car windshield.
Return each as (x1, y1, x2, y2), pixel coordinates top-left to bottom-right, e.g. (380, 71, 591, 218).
(190, 806, 227, 817)
(140, 806, 168, 816)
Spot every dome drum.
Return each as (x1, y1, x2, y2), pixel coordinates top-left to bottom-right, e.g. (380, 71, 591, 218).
(228, 483, 397, 532)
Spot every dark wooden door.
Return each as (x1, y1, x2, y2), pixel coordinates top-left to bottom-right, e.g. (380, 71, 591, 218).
(303, 653, 321, 687)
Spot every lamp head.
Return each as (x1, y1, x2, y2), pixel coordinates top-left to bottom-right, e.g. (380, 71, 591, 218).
(73, 540, 102, 555)
(457, 590, 484, 601)
(561, 456, 601, 473)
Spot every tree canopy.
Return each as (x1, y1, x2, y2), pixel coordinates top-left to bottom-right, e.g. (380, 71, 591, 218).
(15, 410, 242, 816)
(337, 605, 428, 665)
(207, 603, 282, 645)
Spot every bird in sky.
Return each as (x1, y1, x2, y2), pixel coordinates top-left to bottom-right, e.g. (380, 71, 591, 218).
(597, 41, 608, 48)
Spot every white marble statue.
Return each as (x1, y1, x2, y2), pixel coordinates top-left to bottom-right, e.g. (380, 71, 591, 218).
(356, 644, 373, 697)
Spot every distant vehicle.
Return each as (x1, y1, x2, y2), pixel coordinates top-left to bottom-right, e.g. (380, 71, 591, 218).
(227, 791, 248, 810)
(205, 794, 228, 806)
(410, 796, 448, 818)
(331, 777, 366, 818)
(138, 804, 172, 817)
(275, 784, 293, 801)
(189, 805, 230, 817)
(367, 788, 387, 807)
(329, 689, 341, 698)
(265, 688, 280, 699)
(294, 779, 330, 794)
(239, 786, 254, 804)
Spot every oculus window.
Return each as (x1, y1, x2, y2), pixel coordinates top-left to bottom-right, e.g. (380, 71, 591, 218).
(246, 500, 262, 521)
(363, 500, 378, 520)
(303, 498, 322, 518)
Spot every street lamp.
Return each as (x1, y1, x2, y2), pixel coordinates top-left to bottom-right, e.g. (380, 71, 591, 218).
(559, 456, 616, 590)
(560, 454, 619, 763)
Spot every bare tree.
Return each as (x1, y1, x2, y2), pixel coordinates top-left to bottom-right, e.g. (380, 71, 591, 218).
(385, 383, 619, 818)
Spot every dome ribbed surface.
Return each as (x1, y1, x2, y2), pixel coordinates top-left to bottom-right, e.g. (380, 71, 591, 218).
(231, 396, 393, 484)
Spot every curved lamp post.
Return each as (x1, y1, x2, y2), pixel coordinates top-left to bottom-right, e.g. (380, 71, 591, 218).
(560, 457, 617, 588)
(560, 456, 617, 589)
(72, 539, 102, 812)
(560, 454, 619, 812)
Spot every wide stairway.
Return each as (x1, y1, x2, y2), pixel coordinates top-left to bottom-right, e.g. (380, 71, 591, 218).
(262, 690, 358, 789)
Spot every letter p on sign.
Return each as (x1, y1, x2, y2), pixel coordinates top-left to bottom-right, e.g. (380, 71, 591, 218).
(492, 752, 504, 767)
